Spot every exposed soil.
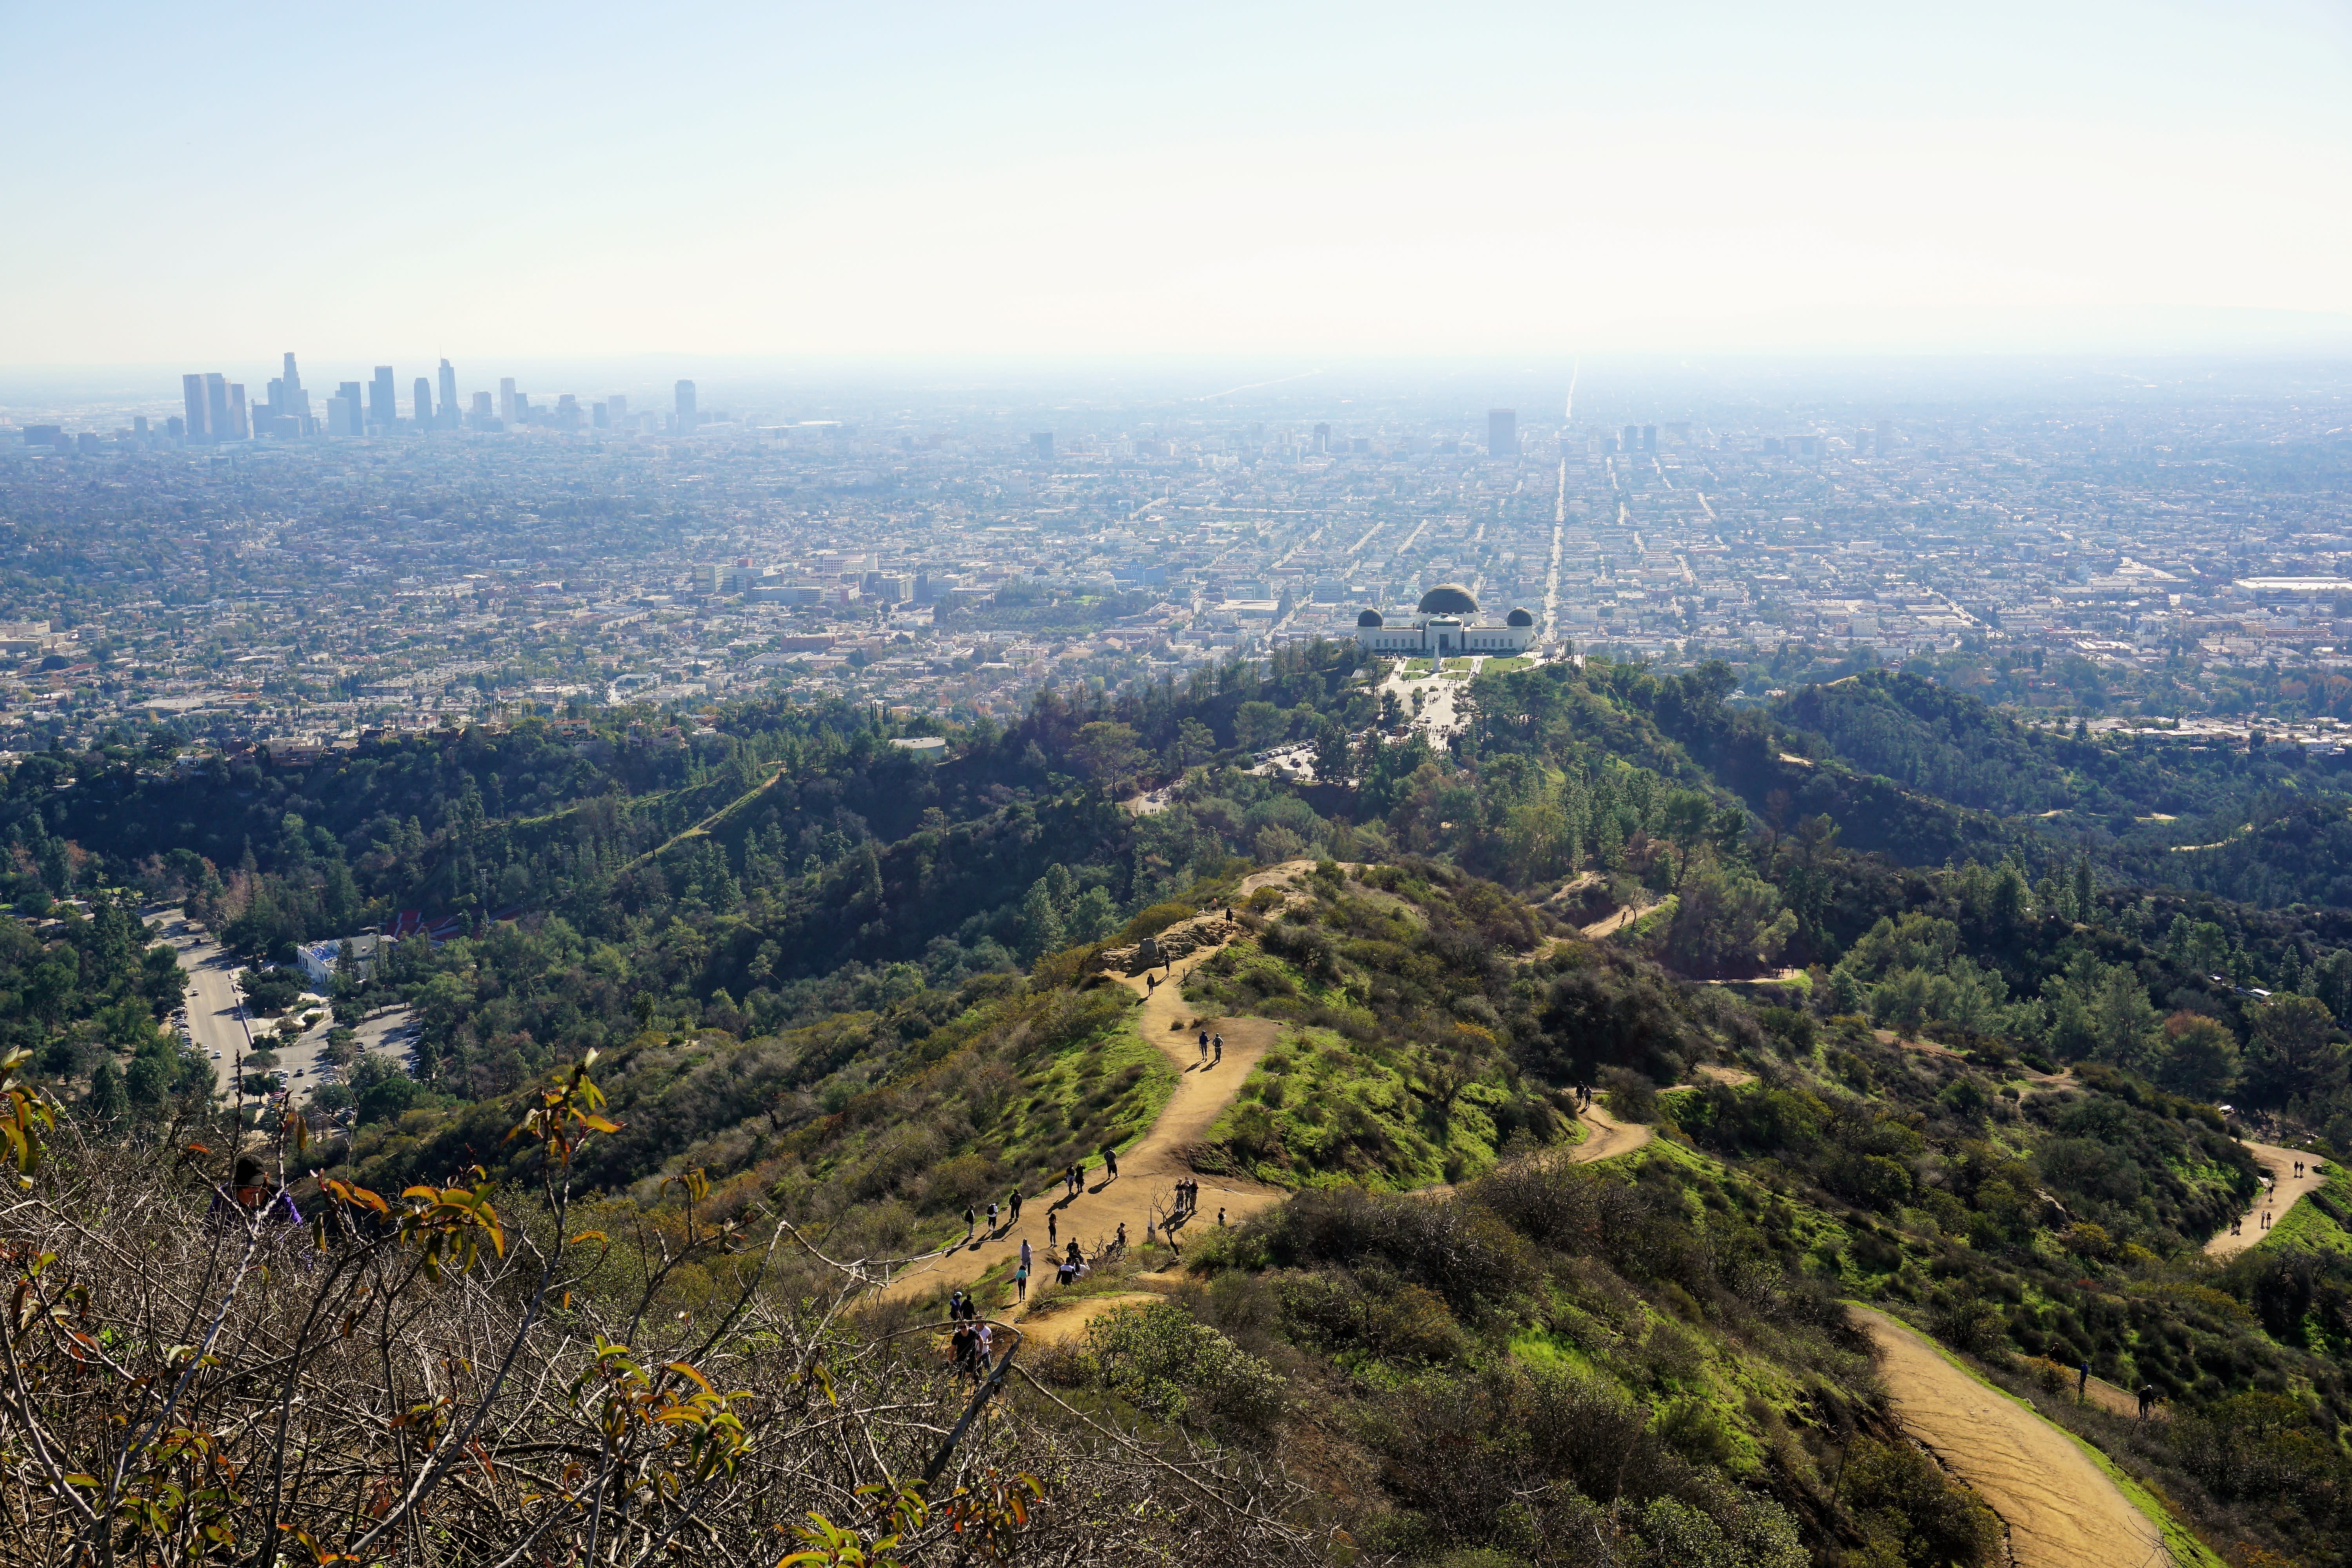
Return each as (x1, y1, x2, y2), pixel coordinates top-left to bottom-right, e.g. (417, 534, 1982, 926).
(2204, 1140, 2332, 1260)
(1853, 1307, 2165, 1568)
(1581, 900, 1662, 939)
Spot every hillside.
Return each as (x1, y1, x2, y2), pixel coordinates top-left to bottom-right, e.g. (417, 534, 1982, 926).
(13, 647, 2352, 1564)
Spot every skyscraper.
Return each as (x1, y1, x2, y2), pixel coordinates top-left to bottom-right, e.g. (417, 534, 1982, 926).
(1621, 424, 1639, 453)
(1875, 419, 1893, 456)
(369, 367, 396, 430)
(413, 377, 433, 428)
(281, 353, 310, 432)
(471, 391, 493, 428)
(181, 374, 210, 442)
(336, 381, 365, 437)
(1312, 422, 1330, 454)
(204, 375, 231, 444)
(675, 380, 698, 429)
(1488, 408, 1518, 458)
(1641, 425, 1657, 454)
(1031, 431, 1053, 459)
(499, 377, 518, 427)
(608, 394, 629, 424)
(437, 360, 457, 430)
(229, 383, 249, 440)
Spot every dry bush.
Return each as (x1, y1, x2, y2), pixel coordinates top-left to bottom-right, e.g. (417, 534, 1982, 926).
(0, 1051, 1325, 1566)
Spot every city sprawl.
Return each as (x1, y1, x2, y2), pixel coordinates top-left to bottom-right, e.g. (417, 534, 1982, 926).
(3, 358, 2351, 760)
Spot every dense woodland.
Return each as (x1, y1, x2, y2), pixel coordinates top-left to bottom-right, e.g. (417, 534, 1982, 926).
(15, 641, 2352, 1563)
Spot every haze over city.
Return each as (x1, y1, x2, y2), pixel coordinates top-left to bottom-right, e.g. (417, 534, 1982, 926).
(11, 10, 2352, 1568)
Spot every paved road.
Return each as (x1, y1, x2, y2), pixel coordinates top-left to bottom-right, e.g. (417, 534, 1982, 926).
(143, 907, 416, 1114)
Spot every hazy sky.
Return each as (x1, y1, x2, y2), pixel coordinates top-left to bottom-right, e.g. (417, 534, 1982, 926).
(6, 1, 2349, 366)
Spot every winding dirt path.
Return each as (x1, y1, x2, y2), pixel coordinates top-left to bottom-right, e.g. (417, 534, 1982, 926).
(2205, 1140, 2331, 1259)
(1853, 1307, 2164, 1568)
(882, 867, 1320, 1314)
(1581, 900, 1662, 939)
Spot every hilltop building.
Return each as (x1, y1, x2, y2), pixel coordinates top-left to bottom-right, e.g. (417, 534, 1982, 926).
(1355, 584, 1536, 656)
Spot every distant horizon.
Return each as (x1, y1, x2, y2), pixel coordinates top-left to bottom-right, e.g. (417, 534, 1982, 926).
(5, 3, 2344, 366)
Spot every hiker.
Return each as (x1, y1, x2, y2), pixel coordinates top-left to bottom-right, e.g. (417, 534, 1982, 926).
(1057, 1258, 1077, 1287)
(2077, 1360, 2089, 1402)
(964, 1204, 976, 1240)
(1065, 1239, 1082, 1267)
(1198, 1033, 1208, 1065)
(975, 1322, 994, 1366)
(1009, 1189, 1022, 1224)
(986, 1200, 999, 1232)
(1048, 1210, 1058, 1248)
(1103, 1145, 1119, 1180)
(2137, 1385, 2155, 1421)
(951, 1322, 977, 1378)
(1014, 1261, 1030, 1302)
(2232, 1216, 2242, 1236)
(1147, 973, 1156, 993)
(1020, 1236, 1033, 1275)
(1213, 1033, 1223, 1064)
(948, 1288, 969, 1321)
(1217, 1206, 1227, 1227)
(1115, 1221, 1128, 1250)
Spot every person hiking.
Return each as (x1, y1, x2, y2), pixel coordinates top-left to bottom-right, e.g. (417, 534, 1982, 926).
(964, 1204, 976, 1240)
(1114, 1221, 1128, 1250)
(1197, 1028, 1209, 1059)
(1065, 1239, 1082, 1266)
(1213, 1033, 1223, 1064)
(1047, 1210, 1058, 1249)
(1102, 1144, 1118, 1180)
(1014, 1261, 1030, 1302)
(2137, 1385, 2155, 1421)
(1146, 973, 1156, 993)
(1009, 1189, 1022, 1224)
(948, 1288, 968, 1319)
(2076, 1359, 2089, 1402)
(1217, 1206, 1227, 1228)
(950, 1322, 976, 1378)
(1020, 1236, 1033, 1275)
(986, 1200, 999, 1232)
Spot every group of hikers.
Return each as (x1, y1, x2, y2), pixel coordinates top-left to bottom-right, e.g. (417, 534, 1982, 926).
(1193, 1029, 1223, 1067)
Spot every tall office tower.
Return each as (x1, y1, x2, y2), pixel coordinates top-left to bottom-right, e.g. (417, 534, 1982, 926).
(367, 366, 395, 429)
(1854, 428, 1872, 454)
(229, 384, 249, 439)
(412, 377, 432, 427)
(436, 360, 457, 428)
(336, 381, 365, 436)
(1312, 421, 1330, 454)
(1030, 431, 1053, 459)
(472, 390, 493, 427)
(132, 415, 148, 437)
(592, 402, 609, 429)
(181, 374, 210, 441)
(1875, 419, 1892, 455)
(608, 393, 629, 423)
(1621, 423, 1639, 453)
(281, 354, 310, 431)
(265, 377, 284, 414)
(1641, 425, 1657, 454)
(675, 379, 697, 428)
(204, 375, 231, 443)
(1487, 408, 1518, 457)
(499, 377, 517, 426)
(555, 394, 582, 430)
(513, 393, 532, 424)
(323, 393, 352, 437)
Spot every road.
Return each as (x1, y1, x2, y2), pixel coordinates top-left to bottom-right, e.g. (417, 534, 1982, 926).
(143, 907, 416, 1115)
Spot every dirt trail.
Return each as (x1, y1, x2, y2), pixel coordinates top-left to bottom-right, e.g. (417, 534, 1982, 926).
(1570, 1102, 1652, 1162)
(1017, 1289, 1172, 1347)
(1581, 900, 1661, 939)
(1692, 1064, 1757, 1089)
(1853, 1307, 2163, 1568)
(882, 866, 1317, 1314)
(2205, 1140, 2331, 1260)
